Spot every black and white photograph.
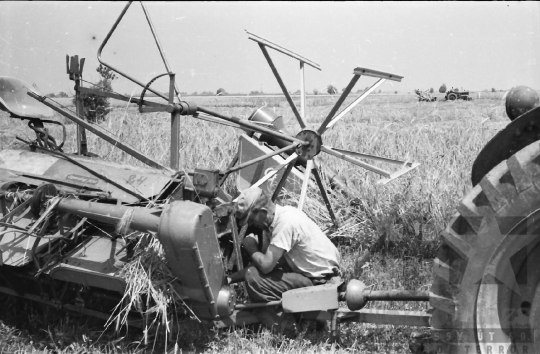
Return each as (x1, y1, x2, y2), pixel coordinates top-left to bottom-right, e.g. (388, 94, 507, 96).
(0, 2, 539, 353)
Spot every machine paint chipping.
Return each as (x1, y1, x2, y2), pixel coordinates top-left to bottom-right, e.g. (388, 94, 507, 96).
(2, 2, 540, 353)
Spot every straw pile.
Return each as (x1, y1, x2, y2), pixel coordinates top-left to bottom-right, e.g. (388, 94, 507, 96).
(106, 232, 195, 346)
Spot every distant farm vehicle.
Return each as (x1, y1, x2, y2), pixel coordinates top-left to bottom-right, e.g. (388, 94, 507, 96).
(444, 88, 472, 101)
(414, 89, 437, 102)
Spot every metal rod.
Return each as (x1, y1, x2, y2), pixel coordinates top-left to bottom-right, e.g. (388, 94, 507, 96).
(331, 147, 414, 167)
(27, 92, 172, 172)
(233, 153, 299, 202)
(318, 75, 360, 135)
(234, 301, 282, 310)
(222, 143, 299, 175)
(321, 145, 391, 178)
(365, 290, 429, 302)
(219, 150, 239, 187)
(312, 162, 338, 227)
(337, 308, 430, 327)
(246, 31, 321, 71)
(197, 106, 306, 146)
(300, 62, 306, 122)
(326, 78, 386, 130)
(75, 78, 84, 155)
(271, 156, 297, 202)
(170, 77, 181, 170)
(194, 113, 241, 129)
(97, 1, 168, 101)
(78, 87, 165, 108)
(298, 159, 313, 210)
(258, 44, 306, 129)
(140, 1, 180, 99)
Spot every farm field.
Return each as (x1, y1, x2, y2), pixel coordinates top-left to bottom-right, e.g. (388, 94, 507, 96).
(0, 94, 510, 353)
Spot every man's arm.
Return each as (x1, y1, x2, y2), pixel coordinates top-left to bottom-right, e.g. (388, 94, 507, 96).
(242, 236, 285, 274)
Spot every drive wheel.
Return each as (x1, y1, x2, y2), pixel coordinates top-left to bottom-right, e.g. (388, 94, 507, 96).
(448, 93, 457, 101)
(428, 140, 540, 353)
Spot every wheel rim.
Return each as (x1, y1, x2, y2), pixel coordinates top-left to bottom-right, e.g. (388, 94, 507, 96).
(476, 210, 540, 353)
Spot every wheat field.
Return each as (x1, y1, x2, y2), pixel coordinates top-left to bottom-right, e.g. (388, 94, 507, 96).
(0, 94, 509, 353)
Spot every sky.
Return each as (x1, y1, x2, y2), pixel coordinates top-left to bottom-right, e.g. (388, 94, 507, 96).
(1, 1, 539, 96)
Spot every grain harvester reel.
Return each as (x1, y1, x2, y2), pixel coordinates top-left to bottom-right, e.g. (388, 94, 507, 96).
(220, 31, 420, 227)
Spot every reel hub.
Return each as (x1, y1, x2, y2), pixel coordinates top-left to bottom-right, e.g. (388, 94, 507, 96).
(295, 130, 322, 159)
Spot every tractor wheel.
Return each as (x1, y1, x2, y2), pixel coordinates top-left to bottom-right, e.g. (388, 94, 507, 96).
(428, 141, 540, 353)
(447, 93, 457, 101)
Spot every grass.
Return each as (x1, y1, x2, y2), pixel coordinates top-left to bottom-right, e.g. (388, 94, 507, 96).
(0, 94, 509, 353)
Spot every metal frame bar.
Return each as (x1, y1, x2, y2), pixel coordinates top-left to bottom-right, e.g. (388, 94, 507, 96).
(246, 31, 321, 71)
(233, 153, 299, 202)
(97, 1, 168, 101)
(27, 92, 172, 172)
(298, 159, 313, 210)
(300, 62, 306, 121)
(332, 148, 414, 167)
(271, 156, 298, 202)
(78, 87, 165, 108)
(325, 78, 386, 130)
(312, 162, 338, 227)
(318, 75, 360, 135)
(140, 2, 180, 99)
(258, 44, 306, 129)
(197, 107, 307, 146)
(353, 67, 403, 82)
(321, 145, 391, 178)
(221, 143, 299, 175)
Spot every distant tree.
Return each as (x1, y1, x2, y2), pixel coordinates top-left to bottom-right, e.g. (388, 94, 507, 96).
(249, 90, 261, 95)
(395, 91, 398, 94)
(491, 88, 496, 92)
(46, 93, 56, 98)
(73, 64, 117, 122)
(341, 87, 346, 92)
(294, 90, 301, 95)
(378, 89, 382, 94)
(216, 88, 226, 95)
(191, 92, 198, 96)
(327, 85, 338, 94)
(313, 88, 319, 95)
(439, 84, 447, 93)
(57, 92, 68, 98)
(429, 88, 434, 94)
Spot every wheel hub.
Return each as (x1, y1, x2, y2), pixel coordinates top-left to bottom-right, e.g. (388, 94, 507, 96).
(295, 129, 322, 159)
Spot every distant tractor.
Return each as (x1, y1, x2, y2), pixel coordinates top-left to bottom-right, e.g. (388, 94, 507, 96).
(444, 87, 472, 101)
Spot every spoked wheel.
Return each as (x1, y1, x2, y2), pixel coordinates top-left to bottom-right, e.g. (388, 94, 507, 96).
(447, 93, 457, 101)
(206, 34, 421, 223)
(429, 140, 540, 353)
